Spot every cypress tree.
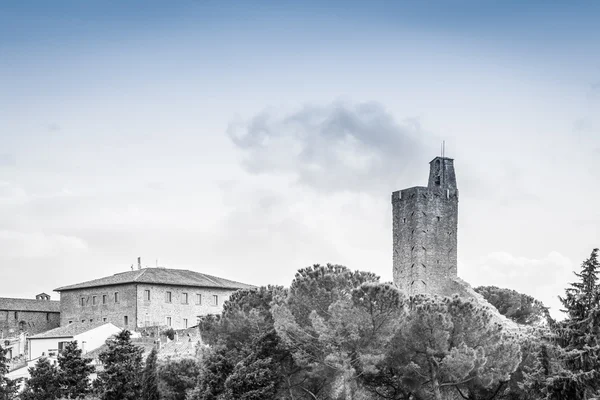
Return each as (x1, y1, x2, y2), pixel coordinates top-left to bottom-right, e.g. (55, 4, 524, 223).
(141, 347, 160, 400)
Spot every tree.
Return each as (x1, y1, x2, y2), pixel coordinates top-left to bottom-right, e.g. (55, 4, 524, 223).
(386, 295, 521, 400)
(272, 265, 387, 399)
(96, 330, 143, 400)
(188, 346, 234, 400)
(158, 358, 199, 400)
(58, 341, 95, 399)
(190, 285, 308, 400)
(0, 345, 18, 400)
(21, 357, 61, 400)
(475, 286, 552, 326)
(542, 248, 600, 399)
(141, 348, 159, 400)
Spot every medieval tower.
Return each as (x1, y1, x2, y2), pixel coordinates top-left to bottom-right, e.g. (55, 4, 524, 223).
(392, 156, 459, 295)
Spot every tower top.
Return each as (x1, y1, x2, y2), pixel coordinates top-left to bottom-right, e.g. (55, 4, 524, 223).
(428, 157, 457, 190)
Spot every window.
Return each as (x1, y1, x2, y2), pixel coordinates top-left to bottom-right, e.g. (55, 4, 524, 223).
(89, 319, 93, 323)
(103, 318, 107, 322)
(124, 316, 128, 326)
(80, 297, 85, 306)
(166, 317, 172, 327)
(102, 295, 107, 304)
(183, 318, 188, 328)
(81, 319, 85, 323)
(195, 294, 201, 305)
(165, 291, 172, 303)
(212, 295, 218, 306)
(46, 313, 50, 321)
(144, 290, 150, 301)
(14, 311, 18, 319)
(114, 292, 119, 303)
(92, 296, 97, 305)
(68, 320, 73, 324)
(182, 293, 188, 304)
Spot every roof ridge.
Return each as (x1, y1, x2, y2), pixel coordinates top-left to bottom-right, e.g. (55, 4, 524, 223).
(0, 297, 59, 302)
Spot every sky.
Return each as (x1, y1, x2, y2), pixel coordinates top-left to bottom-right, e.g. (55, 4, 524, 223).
(1, 0, 599, 319)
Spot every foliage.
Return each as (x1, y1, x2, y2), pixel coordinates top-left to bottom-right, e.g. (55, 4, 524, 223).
(163, 328, 176, 341)
(0, 345, 18, 400)
(96, 330, 143, 400)
(58, 341, 95, 399)
(543, 248, 600, 399)
(475, 286, 552, 326)
(187, 346, 234, 400)
(272, 265, 388, 399)
(142, 348, 160, 400)
(383, 295, 521, 400)
(158, 357, 199, 400)
(20, 357, 61, 400)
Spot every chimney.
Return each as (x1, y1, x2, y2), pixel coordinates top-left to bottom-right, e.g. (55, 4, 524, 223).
(138, 257, 142, 270)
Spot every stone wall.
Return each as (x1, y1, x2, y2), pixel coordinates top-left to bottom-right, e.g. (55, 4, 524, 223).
(0, 310, 60, 336)
(136, 284, 237, 330)
(59, 284, 138, 329)
(59, 283, 240, 330)
(392, 157, 459, 296)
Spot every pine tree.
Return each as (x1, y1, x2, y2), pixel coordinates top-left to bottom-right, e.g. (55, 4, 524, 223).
(0, 345, 18, 400)
(58, 341, 95, 399)
(96, 330, 143, 400)
(21, 357, 61, 400)
(141, 347, 159, 400)
(551, 248, 600, 399)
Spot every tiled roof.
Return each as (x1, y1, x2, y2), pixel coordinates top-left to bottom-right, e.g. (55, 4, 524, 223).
(55, 268, 255, 292)
(29, 321, 119, 339)
(0, 298, 60, 313)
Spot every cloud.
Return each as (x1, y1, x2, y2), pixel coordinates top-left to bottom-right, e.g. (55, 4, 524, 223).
(463, 251, 575, 320)
(227, 101, 430, 194)
(0, 230, 89, 259)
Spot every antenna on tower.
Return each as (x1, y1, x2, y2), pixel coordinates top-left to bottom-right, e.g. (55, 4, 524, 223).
(442, 140, 445, 158)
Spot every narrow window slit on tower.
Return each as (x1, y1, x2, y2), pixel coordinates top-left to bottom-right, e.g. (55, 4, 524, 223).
(437, 216, 441, 221)
(403, 218, 406, 223)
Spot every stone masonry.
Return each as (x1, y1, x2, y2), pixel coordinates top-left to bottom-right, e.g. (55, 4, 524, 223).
(0, 296, 60, 337)
(392, 157, 459, 296)
(56, 268, 254, 330)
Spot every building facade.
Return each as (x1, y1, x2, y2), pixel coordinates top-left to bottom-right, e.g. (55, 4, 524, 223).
(392, 156, 459, 295)
(0, 294, 61, 337)
(55, 268, 254, 330)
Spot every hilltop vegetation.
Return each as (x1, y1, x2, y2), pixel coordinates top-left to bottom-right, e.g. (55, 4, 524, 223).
(2, 248, 599, 400)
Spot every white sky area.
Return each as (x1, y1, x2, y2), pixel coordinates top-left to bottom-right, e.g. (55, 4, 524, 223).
(1, 3, 599, 320)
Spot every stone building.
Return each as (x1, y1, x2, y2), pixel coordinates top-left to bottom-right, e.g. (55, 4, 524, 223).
(392, 156, 459, 296)
(55, 268, 254, 330)
(0, 294, 61, 337)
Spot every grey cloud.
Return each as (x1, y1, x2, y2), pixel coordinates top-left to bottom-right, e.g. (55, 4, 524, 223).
(227, 101, 432, 194)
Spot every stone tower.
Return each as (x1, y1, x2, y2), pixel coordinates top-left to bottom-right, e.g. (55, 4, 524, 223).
(392, 157, 458, 296)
